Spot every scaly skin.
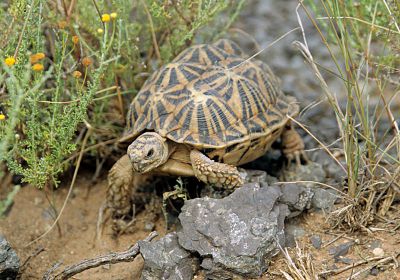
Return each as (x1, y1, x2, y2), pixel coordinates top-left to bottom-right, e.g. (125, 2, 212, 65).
(281, 122, 308, 165)
(190, 149, 244, 188)
(107, 154, 133, 218)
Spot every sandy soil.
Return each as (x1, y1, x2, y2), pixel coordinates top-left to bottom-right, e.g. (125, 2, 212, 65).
(0, 173, 167, 280)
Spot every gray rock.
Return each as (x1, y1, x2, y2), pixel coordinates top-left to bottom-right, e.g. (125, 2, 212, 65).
(264, 174, 279, 185)
(242, 169, 267, 183)
(277, 183, 314, 217)
(311, 187, 339, 210)
(310, 235, 322, 249)
(0, 235, 19, 280)
(311, 150, 346, 183)
(139, 232, 196, 280)
(242, 169, 278, 186)
(281, 161, 326, 184)
(329, 241, 354, 260)
(177, 183, 289, 278)
(285, 223, 306, 248)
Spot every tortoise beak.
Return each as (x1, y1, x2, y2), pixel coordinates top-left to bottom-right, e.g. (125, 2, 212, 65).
(131, 162, 140, 172)
(131, 162, 145, 173)
(128, 156, 143, 173)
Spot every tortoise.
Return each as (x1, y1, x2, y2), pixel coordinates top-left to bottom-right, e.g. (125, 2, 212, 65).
(106, 39, 307, 230)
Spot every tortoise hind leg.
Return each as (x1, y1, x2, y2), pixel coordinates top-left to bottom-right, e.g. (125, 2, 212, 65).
(190, 149, 244, 188)
(281, 122, 308, 165)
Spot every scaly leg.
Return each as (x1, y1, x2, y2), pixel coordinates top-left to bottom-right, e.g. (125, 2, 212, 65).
(281, 122, 308, 165)
(98, 154, 153, 236)
(190, 149, 243, 188)
(106, 154, 134, 220)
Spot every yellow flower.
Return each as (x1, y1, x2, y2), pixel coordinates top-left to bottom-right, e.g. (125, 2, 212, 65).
(32, 63, 44, 72)
(97, 28, 104, 34)
(58, 20, 68, 29)
(102, 14, 110, 22)
(30, 53, 45, 64)
(72, 70, 82, 78)
(82, 57, 92, 67)
(110, 12, 117, 19)
(0, 114, 5, 120)
(72, 36, 79, 44)
(5, 57, 16, 66)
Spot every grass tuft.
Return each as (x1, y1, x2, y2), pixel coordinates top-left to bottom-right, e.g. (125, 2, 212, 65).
(300, 0, 400, 230)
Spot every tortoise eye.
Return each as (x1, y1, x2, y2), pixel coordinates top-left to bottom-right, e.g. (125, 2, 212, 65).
(146, 149, 154, 158)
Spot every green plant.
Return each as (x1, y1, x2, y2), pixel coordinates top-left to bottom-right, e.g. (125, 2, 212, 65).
(0, 185, 20, 217)
(0, 0, 245, 188)
(299, 0, 400, 230)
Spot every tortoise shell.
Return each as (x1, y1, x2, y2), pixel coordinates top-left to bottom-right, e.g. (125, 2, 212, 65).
(124, 39, 298, 158)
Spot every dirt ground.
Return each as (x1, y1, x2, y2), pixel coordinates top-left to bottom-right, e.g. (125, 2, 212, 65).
(0, 171, 399, 279)
(0, 173, 159, 279)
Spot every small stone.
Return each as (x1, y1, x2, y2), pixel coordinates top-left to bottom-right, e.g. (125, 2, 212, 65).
(310, 235, 322, 249)
(140, 232, 196, 280)
(144, 222, 155, 231)
(370, 267, 379, 276)
(329, 241, 354, 259)
(0, 235, 20, 280)
(372, 247, 384, 257)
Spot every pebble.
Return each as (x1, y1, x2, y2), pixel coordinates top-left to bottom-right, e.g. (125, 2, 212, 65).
(329, 241, 354, 259)
(372, 247, 384, 257)
(144, 222, 155, 231)
(370, 267, 379, 276)
(310, 235, 322, 249)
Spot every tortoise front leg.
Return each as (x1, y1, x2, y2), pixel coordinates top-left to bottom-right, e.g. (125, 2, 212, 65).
(281, 122, 308, 165)
(104, 154, 153, 234)
(107, 154, 134, 219)
(190, 149, 244, 188)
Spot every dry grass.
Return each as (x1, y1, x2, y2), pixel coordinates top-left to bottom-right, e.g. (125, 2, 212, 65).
(296, 0, 400, 230)
(280, 242, 319, 280)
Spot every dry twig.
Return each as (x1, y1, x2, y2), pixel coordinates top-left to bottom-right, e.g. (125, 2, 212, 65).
(345, 252, 400, 280)
(43, 231, 158, 280)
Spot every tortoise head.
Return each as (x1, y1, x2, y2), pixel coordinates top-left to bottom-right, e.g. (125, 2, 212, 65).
(127, 132, 169, 173)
